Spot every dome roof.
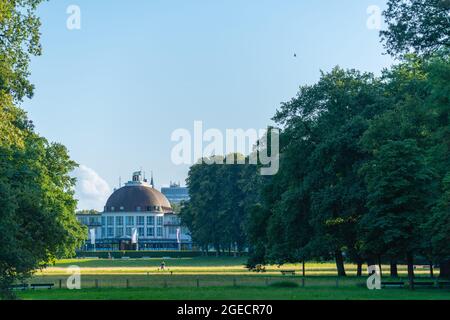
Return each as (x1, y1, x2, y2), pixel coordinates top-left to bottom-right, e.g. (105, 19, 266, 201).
(104, 185, 172, 213)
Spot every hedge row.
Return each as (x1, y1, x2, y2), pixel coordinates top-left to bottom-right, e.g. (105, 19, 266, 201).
(75, 251, 246, 259)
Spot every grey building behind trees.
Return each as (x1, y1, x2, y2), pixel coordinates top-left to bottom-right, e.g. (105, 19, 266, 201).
(161, 182, 190, 204)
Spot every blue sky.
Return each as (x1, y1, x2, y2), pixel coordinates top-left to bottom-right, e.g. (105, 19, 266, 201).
(23, 0, 392, 210)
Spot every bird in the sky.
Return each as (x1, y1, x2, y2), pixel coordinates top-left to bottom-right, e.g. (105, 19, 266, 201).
(294, 53, 297, 58)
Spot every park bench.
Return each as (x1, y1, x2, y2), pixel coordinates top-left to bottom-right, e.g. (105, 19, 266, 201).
(30, 283, 54, 290)
(10, 284, 29, 291)
(280, 270, 296, 276)
(381, 281, 405, 288)
(414, 265, 430, 270)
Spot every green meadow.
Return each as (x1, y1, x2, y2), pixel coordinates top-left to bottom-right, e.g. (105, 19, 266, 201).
(18, 287, 450, 300)
(16, 257, 450, 300)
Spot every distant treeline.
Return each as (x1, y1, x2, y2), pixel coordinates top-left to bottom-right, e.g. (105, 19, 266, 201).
(180, 0, 450, 280)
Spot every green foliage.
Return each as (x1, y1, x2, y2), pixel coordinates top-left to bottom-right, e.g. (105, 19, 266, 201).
(361, 54, 450, 275)
(0, 0, 86, 299)
(0, 0, 46, 102)
(0, 120, 87, 298)
(249, 68, 387, 273)
(76, 209, 100, 215)
(173, 2, 450, 280)
(426, 174, 450, 261)
(246, 55, 450, 277)
(381, 0, 450, 57)
(180, 154, 262, 253)
(359, 140, 433, 258)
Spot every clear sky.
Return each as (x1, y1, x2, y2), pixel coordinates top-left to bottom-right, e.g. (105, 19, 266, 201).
(23, 0, 392, 210)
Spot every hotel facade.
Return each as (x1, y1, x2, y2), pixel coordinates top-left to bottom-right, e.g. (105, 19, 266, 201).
(77, 171, 192, 251)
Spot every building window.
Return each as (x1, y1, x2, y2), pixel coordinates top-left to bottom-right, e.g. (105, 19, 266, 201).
(138, 227, 145, 237)
(107, 227, 114, 238)
(111, 207, 115, 212)
(147, 216, 155, 225)
(102, 227, 106, 237)
(125, 227, 132, 237)
(120, 206, 124, 211)
(116, 227, 123, 237)
(136, 206, 141, 212)
(167, 216, 179, 225)
(157, 216, 163, 226)
(137, 216, 144, 226)
(169, 226, 177, 235)
(116, 216, 123, 226)
(147, 227, 155, 237)
(157, 227, 163, 237)
(101, 217, 106, 226)
(126, 216, 134, 226)
(146, 206, 152, 212)
(107, 216, 114, 226)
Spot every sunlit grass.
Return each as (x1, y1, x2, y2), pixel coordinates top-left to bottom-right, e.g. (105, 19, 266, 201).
(38, 257, 436, 277)
(16, 256, 448, 300)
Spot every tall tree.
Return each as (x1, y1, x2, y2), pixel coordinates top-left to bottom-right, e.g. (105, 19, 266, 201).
(249, 68, 387, 275)
(423, 56, 450, 278)
(359, 140, 433, 285)
(0, 104, 86, 299)
(426, 173, 450, 278)
(361, 55, 450, 278)
(180, 155, 254, 254)
(0, 0, 86, 299)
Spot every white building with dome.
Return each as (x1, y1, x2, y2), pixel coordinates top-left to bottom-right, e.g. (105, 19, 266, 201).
(76, 171, 192, 251)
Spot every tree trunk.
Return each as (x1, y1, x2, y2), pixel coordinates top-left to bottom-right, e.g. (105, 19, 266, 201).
(365, 256, 377, 277)
(406, 253, 415, 290)
(390, 261, 399, 278)
(429, 262, 434, 279)
(335, 250, 346, 277)
(377, 256, 383, 278)
(439, 260, 450, 279)
(215, 244, 220, 256)
(356, 261, 363, 277)
(302, 260, 306, 277)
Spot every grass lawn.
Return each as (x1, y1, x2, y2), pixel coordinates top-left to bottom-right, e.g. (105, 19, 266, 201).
(14, 257, 450, 300)
(18, 286, 450, 300)
(39, 257, 437, 276)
